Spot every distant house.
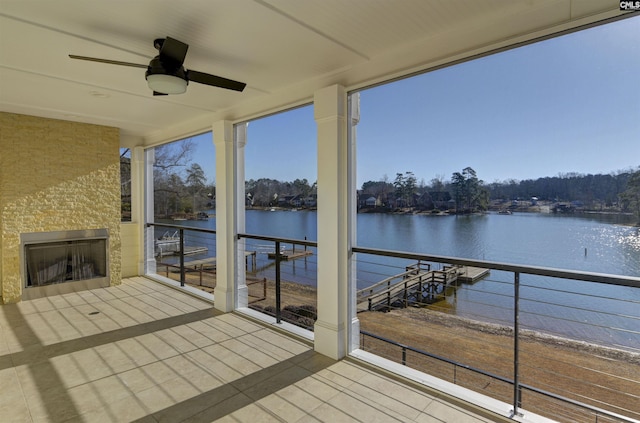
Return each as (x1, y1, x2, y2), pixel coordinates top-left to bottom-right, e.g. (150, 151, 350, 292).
(571, 200, 584, 209)
(277, 195, 290, 207)
(278, 194, 303, 207)
(553, 203, 575, 213)
(304, 194, 317, 208)
(357, 192, 380, 208)
(290, 195, 302, 207)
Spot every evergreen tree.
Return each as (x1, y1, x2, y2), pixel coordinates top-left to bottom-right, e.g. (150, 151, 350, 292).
(451, 167, 487, 213)
(621, 170, 640, 224)
(394, 172, 417, 207)
(186, 163, 207, 212)
(451, 171, 466, 213)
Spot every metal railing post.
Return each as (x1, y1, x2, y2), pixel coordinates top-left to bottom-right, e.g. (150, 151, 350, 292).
(402, 346, 407, 365)
(275, 240, 281, 323)
(513, 271, 521, 417)
(179, 228, 185, 287)
(263, 277, 267, 301)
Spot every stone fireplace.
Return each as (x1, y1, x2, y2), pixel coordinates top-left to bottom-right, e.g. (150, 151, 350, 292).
(0, 113, 122, 303)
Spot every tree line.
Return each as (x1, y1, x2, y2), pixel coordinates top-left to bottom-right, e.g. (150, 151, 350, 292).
(120, 139, 639, 223)
(487, 172, 632, 206)
(359, 168, 490, 213)
(360, 166, 640, 221)
(245, 178, 316, 208)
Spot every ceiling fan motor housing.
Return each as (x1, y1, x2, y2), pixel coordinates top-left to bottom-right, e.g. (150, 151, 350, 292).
(145, 56, 188, 94)
(146, 56, 187, 79)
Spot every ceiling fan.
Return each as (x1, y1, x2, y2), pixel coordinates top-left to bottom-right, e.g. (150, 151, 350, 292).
(69, 37, 246, 95)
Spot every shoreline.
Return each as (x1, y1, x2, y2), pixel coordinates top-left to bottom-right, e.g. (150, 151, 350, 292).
(389, 306, 640, 364)
(245, 206, 640, 226)
(248, 278, 640, 361)
(190, 272, 640, 353)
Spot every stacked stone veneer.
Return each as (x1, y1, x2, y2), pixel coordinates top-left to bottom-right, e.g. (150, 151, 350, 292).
(0, 112, 122, 303)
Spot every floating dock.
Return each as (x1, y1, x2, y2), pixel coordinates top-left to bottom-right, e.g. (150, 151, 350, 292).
(184, 246, 208, 256)
(455, 266, 490, 283)
(267, 249, 313, 260)
(182, 251, 257, 271)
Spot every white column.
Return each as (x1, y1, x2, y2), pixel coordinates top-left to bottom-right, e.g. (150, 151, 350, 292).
(144, 147, 156, 275)
(213, 120, 237, 312)
(131, 146, 145, 274)
(348, 93, 361, 352)
(235, 123, 248, 309)
(314, 85, 353, 359)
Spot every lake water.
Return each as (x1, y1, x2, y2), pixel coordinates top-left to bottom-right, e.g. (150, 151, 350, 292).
(158, 210, 640, 350)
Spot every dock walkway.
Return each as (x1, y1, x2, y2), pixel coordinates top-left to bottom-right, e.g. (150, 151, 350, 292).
(357, 263, 489, 312)
(157, 251, 258, 284)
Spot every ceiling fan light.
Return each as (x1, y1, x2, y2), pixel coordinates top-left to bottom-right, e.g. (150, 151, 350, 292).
(146, 74, 187, 94)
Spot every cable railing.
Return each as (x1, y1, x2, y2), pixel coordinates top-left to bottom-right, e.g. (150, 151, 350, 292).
(353, 246, 640, 423)
(148, 222, 218, 291)
(238, 233, 318, 329)
(145, 223, 639, 422)
(146, 223, 319, 329)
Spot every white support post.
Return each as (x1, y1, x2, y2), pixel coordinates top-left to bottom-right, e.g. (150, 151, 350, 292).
(314, 85, 352, 359)
(144, 147, 156, 275)
(131, 146, 145, 274)
(348, 93, 361, 352)
(213, 121, 237, 312)
(235, 123, 248, 309)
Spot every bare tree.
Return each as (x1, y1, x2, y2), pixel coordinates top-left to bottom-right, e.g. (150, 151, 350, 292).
(120, 148, 132, 221)
(153, 139, 195, 217)
(154, 138, 195, 171)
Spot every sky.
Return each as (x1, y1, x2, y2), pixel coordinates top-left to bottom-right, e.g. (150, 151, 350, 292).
(187, 15, 639, 188)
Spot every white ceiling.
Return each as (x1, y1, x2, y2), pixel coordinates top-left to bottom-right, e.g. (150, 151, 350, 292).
(0, 0, 628, 146)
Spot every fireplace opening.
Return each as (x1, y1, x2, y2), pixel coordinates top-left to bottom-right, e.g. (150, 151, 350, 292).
(25, 238, 107, 286)
(21, 229, 109, 299)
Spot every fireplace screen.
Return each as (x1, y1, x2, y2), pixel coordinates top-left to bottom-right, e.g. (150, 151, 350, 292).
(22, 230, 108, 288)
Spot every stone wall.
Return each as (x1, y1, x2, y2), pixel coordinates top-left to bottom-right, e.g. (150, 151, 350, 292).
(0, 112, 122, 303)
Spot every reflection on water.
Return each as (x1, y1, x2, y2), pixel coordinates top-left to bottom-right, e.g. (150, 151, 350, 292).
(358, 212, 640, 275)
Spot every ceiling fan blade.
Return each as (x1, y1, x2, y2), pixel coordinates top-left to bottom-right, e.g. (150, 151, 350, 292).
(159, 37, 188, 67)
(188, 70, 246, 92)
(69, 55, 147, 69)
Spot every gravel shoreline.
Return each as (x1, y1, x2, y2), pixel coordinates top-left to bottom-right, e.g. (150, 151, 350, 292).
(397, 307, 640, 365)
(358, 307, 640, 422)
